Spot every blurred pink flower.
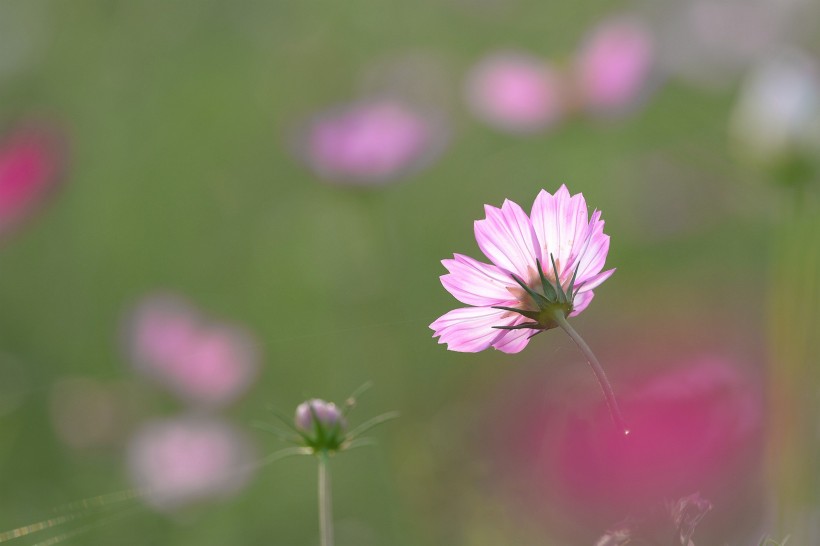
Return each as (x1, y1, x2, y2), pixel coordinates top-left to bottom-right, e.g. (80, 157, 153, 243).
(127, 416, 253, 511)
(490, 355, 765, 544)
(301, 99, 446, 183)
(128, 295, 259, 407)
(575, 17, 654, 114)
(430, 185, 613, 353)
(466, 52, 565, 133)
(0, 122, 66, 237)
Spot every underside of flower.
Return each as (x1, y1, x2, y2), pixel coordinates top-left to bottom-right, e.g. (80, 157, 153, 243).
(430, 185, 613, 354)
(492, 255, 579, 332)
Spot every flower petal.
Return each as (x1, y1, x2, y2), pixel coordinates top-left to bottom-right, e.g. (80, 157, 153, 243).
(569, 290, 595, 317)
(474, 198, 541, 279)
(430, 306, 518, 353)
(491, 319, 536, 354)
(440, 254, 517, 306)
(531, 185, 590, 281)
(566, 210, 610, 283)
(575, 268, 615, 293)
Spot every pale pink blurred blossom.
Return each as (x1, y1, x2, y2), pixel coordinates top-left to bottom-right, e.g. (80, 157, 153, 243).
(301, 99, 446, 183)
(128, 295, 259, 407)
(127, 417, 253, 511)
(0, 122, 66, 237)
(466, 52, 565, 133)
(430, 185, 613, 353)
(575, 17, 655, 114)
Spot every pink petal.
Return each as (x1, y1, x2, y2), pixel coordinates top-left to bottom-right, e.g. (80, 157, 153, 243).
(474, 198, 541, 279)
(573, 230, 610, 283)
(430, 306, 519, 353)
(440, 254, 517, 306)
(491, 322, 536, 354)
(530, 185, 590, 281)
(576, 268, 615, 294)
(569, 290, 595, 317)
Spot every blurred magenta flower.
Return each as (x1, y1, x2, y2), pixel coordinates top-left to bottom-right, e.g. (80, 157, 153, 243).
(0, 122, 66, 238)
(490, 355, 765, 544)
(575, 17, 655, 115)
(127, 416, 253, 511)
(466, 52, 565, 133)
(430, 185, 613, 354)
(730, 49, 820, 166)
(128, 295, 259, 407)
(300, 99, 446, 183)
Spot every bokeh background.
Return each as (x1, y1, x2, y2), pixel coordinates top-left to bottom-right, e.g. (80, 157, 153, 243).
(1, 0, 819, 545)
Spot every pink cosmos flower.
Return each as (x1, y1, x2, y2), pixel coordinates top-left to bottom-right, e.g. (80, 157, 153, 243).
(430, 185, 614, 354)
(466, 52, 565, 133)
(127, 295, 259, 407)
(301, 99, 446, 184)
(575, 17, 654, 114)
(127, 416, 253, 511)
(0, 122, 66, 238)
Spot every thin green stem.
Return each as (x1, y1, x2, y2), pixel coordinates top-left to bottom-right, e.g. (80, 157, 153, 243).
(318, 453, 334, 546)
(553, 312, 629, 436)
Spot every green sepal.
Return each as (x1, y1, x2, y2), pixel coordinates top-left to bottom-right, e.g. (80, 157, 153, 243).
(549, 254, 567, 304)
(509, 274, 553, 308)
(306, 403, 345, 453)
(491, 305, 540, 321)
(565, 262, 580, 301)
(535, 258, 558, 301)
(492, 322, 541, 330)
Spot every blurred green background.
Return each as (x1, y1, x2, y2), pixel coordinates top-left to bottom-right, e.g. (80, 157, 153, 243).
(1, 0, 818, 545)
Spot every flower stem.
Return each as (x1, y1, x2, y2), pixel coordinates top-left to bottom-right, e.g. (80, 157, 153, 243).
(552, 312, 629, 436)
(318, 453, 334, 546)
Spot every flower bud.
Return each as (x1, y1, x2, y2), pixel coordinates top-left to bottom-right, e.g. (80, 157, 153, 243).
(295, 399, 346, 433)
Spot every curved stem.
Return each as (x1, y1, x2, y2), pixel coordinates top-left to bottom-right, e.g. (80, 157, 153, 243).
(318, 453, 334, 546)
(553, 312, 630, 436)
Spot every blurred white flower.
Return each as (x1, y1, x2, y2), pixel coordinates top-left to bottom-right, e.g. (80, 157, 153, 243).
(655, 0, 808, 89)
(730, 49, 820, 164)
